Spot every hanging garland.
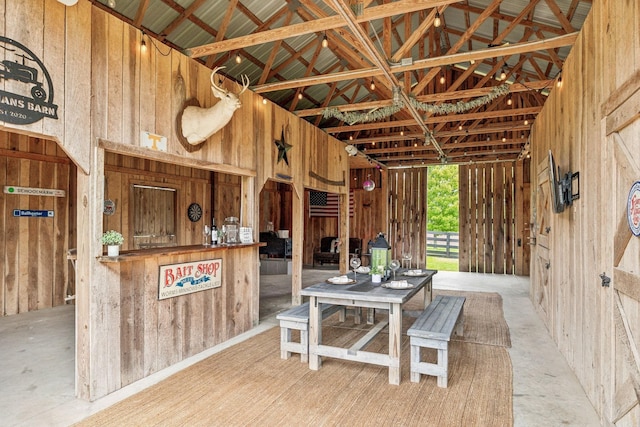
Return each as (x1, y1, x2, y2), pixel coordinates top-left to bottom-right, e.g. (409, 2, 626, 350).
(323, 84, 510, 125)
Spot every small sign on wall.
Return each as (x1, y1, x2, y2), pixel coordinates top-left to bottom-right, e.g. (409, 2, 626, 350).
(141, 131, 168, 152)
(13, 209, 54, 217)
(158, 258, 222, 300)
(4, 186, 65, 197)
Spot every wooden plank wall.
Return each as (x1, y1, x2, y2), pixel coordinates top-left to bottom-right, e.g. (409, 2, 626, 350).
(0, 131, 73, 315)
(387, 169, 427, 267)
(528, 0, 640, 422)
(458, 162, 520, 274)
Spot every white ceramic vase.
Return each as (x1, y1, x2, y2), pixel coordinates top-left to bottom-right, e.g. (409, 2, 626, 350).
(107, 245, 120, 257)
(371, 274, 382, 283)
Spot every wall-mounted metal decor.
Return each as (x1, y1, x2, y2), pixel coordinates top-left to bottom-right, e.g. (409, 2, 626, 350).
(628, 181, 640, 237)
(0, 37, 58, 125)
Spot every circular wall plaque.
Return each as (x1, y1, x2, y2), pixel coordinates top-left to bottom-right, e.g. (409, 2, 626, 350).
(187, 202, 202, 222)
(627, 181, 640, 237)
(103, 199, 116, 216)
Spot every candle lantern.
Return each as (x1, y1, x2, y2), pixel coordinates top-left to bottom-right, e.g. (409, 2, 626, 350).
(370, 232, 391, 280)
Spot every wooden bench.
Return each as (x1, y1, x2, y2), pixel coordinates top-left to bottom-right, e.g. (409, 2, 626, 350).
(407, 295, 465, 387)
(276, 302, 345, 362)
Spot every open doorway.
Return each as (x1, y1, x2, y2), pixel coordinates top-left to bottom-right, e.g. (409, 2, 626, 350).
(426, 164, 460, 271)
(258, 180, 293, 319)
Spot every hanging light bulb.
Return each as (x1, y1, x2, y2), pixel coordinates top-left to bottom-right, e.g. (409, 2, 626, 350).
(262, 98, 268, 105)
(507, 96, 513, 106)
(434, 11, 441, 28)
(439, 74, 445, 85)
(140, 39, 147, 53)
(298, 92, 303, 100)
(400, 130, 404, 136)
(470, 59, 475, 65)
(235, 53, 242, 64)
(349, 135, 353, 141)
(322, 33, 328, 48)
(500, 69, 506, 80)
(524, 119, 529, 126)
(556, 76, 563, 88)
(458, 125, 463, 131)
(369, 80, 375, 90)
(107, 0, 116, 8)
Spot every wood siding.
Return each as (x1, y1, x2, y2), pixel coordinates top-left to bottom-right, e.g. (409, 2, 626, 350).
(458, 162, 527, 274)
(0, 132, 73, 315)
(529, 0, 640, 423)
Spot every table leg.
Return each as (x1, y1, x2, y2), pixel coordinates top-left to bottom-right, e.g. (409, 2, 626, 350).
(308, 296, 321, 370)
(423, 278, 432, 306)
(388, 302, 402, 385)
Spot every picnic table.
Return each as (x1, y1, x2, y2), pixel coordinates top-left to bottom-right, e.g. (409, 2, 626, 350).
(300, 269, 437, 385)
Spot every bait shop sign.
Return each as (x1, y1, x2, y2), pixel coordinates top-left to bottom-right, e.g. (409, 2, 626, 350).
(158, 258, 222, 300)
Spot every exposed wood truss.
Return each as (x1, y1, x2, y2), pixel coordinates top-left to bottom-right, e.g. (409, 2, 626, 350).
(90, 0, 592, 167)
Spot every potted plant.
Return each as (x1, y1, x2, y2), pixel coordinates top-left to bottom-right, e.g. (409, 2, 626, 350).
(101, 230, 124, 256)
(370, 265, 385, 283)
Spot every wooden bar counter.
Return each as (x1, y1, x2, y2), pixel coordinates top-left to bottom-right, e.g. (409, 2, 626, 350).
(91, 242, 264, 390)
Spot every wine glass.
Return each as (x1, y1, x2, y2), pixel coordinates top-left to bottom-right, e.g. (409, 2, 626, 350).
(203, 225, 211, 245)
(402, 250, 413, 269)
(350, 256, 361, 280)
(389, 259, 400, 280)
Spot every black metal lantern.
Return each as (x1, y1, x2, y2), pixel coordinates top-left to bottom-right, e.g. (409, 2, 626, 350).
(370, 232, 390, 279)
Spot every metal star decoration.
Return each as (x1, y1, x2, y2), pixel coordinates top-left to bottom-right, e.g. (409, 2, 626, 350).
(274, 127, 292, 166)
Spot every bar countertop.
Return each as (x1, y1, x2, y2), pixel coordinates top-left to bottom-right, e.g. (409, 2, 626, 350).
(97, 242, 265, 263)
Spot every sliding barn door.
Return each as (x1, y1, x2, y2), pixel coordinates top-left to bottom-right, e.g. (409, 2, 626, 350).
(532, 158, 552, 328)
(458, 162, 518, 274)
(604, 86, 640, 424)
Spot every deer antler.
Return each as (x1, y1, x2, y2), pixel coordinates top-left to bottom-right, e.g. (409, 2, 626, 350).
(239, 74, 250, 95)
(210, 66, 228, 95)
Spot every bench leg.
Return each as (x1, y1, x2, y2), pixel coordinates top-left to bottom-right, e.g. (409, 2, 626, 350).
(280, 327, 292, 360)
(300, 329, 309, 363)
(437, 347, 448, 388)
(410, 344, 421, 383)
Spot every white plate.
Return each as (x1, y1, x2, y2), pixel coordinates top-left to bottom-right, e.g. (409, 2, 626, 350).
(382, 280, 415, 289)
(403, 270, 428, 277)
(326, 276, 356, 285)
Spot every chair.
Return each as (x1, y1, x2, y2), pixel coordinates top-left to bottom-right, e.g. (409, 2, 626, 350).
(313, 237, 361, 267)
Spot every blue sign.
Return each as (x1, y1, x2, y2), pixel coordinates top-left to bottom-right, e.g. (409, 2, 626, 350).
(13, 209, 54, 218)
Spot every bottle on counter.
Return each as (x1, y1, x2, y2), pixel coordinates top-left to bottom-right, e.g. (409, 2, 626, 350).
(211, 218, 218, 245)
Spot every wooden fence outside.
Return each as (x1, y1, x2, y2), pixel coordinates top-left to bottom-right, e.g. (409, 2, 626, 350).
(426, 231, 459, 258)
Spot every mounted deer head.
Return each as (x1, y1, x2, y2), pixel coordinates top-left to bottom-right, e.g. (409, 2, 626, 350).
(181, 66, 250, 145)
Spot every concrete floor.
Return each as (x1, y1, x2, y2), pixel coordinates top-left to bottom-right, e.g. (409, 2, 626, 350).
(1, 270, 600, 426)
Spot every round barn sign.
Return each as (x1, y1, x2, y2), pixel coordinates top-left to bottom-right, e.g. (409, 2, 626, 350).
(628, 181, 640, 237)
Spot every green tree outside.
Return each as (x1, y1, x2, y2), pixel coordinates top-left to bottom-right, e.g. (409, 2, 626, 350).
(427, 165, 459, 232)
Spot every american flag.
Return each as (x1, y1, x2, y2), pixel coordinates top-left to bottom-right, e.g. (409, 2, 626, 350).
(309, 191, 355, 217)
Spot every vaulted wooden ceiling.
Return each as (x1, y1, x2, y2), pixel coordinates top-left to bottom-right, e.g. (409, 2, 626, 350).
(89, 0, 592, 168)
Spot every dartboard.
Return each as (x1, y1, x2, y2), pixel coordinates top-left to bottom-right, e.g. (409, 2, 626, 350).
(187, 202, 202, 222)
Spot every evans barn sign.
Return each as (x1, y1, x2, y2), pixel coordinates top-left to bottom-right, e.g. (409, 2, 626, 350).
(158, 258, 222, 300)
(0, 37, 58, 125)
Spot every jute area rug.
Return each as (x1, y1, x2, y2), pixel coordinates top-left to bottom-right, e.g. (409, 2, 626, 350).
(75, 291, 512, 427)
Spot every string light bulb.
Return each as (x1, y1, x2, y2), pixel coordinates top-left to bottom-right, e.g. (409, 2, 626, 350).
(500, 69, 506, 81)
(507, 96, 513, 106)
(297, 92, 303, 100)
(439, 74, 445, 85)
(107, 0, 116, 8)
(235, 53, 242, 64)
(262, 98, 268, 105)
(434, 11, 441, 28)
(369, 80, 375, 90)
(556, 76, 563, 88)
(524, 119, 529, 126)
(140, 38, 147, 53)
(322, 33, 328, 48)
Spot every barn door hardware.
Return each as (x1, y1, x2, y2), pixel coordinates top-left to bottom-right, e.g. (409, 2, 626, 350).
(600, 272, 611, 287)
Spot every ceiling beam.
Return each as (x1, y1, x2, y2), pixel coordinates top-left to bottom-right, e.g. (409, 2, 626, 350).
(186, 0, 461, 58)
(252, 32, 578, 93)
